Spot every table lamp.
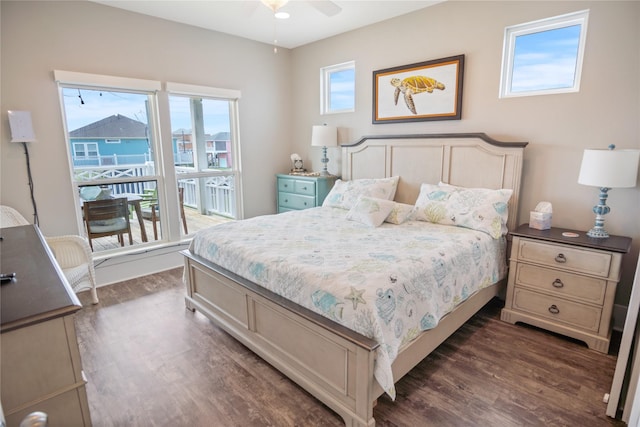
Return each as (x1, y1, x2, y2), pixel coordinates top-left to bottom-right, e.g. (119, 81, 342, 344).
(311, 124, 337, 176)
(578, 144, 639, 238)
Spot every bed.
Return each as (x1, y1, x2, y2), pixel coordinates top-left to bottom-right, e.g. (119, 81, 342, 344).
(182, 133, 527, 426)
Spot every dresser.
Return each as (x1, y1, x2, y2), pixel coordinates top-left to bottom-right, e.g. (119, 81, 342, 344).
(276, 174, 337, 213)
(501, 224, 631, 353)
(1, 225, 92, 426)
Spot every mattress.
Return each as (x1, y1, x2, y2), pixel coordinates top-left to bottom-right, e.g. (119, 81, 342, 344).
(189, 206, 507, 398)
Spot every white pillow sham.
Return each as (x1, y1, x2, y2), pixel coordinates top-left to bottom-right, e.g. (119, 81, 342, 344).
(323, 176, 400, 210)
(413, 183, 512, 238)
(384, 202, 415, 225)
(346, 196, 396, 227)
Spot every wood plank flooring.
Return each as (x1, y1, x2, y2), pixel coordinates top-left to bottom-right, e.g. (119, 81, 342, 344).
(74, 269, 626, 427)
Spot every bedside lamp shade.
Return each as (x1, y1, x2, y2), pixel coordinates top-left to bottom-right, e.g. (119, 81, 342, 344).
(578, 148, 639, 188)
(311, 125, 337, 148)
(578, 145, 639, 238)
(311, 124, 337, 175)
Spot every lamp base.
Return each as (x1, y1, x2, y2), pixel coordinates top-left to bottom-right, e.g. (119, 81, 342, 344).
(587, 187, 611, 239)
(587, 227, 609, 239)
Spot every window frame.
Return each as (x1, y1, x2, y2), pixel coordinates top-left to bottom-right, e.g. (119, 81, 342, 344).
(320, 61, 355, 114)
(55, 70, 168, 250)
(166, 81, 244, 222)
(499, 9, 589, 98)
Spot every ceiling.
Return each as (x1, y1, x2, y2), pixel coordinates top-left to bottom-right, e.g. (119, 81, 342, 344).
(91, 0, 443, 49)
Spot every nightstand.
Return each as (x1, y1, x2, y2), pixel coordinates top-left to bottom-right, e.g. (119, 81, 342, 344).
(276, 174, 337, 213)
(501, 224, 631, 353)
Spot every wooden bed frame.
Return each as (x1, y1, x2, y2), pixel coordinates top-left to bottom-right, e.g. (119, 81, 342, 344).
(183, 133, 527, 426)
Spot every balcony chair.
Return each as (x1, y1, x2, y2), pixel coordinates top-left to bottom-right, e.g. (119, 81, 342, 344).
(0, 205, 98, 304)
(140, 187, 188, 240)
(83, 197, 133, 250)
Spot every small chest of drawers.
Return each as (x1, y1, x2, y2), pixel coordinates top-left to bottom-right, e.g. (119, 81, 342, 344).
(277, 174, 337, 213)
(500, 224, 631, 353)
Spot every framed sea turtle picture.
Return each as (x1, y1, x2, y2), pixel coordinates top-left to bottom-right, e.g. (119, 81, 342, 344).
(373, 55, 464, 123)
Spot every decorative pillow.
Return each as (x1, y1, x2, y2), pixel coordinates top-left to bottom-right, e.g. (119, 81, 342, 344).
(413, 183, 512, 238)
(323, 176, 400, 210)
(384, 202, 415, 225)
(346, 196, 396, 227)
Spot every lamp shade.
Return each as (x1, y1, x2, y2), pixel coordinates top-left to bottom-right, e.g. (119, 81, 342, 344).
(578, 148, 639, 188)
(311, 125, 337, 147)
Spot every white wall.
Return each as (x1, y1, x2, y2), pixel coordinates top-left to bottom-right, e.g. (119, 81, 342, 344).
(1, 1, 293, 283)
(291, 1, 640, 311)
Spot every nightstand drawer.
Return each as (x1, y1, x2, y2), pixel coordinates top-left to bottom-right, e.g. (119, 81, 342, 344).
(517, 239, 612, 277)
(514, 263, 607, 305)
(512, 288, 602, 332)
(277, 179, 316, 196)
(278, 192, 315, 210)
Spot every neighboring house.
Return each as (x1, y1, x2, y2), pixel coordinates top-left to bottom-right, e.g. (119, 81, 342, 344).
(174, 130, 232, 168)
(69, 114, 151, 166)
(69, 114, 232, 169)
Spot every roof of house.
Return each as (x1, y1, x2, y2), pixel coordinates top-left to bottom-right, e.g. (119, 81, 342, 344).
(69, 114, 147, 138)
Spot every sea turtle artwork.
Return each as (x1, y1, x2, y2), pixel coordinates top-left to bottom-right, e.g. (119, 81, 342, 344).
(391, 76, 445, 115)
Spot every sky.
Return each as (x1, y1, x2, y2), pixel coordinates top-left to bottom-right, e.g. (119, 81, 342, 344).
(62, 88, 231, 134)
(510, 24, 582, 93)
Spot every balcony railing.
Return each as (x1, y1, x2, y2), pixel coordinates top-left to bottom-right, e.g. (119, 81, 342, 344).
(76, 164, 237, 219)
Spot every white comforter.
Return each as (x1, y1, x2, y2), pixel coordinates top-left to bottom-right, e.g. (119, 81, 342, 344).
(189, 206, 507, 398)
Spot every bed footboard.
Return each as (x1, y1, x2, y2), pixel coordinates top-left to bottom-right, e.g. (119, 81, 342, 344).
(183, 250, 378, 427)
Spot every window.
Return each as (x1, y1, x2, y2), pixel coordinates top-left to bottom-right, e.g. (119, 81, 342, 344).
(55, 71, 241, 254)
(321, 61, 355, 114)
(167, 82, 242, 222)
(73, 142, 99, 164)
(499, 10, 589, 98)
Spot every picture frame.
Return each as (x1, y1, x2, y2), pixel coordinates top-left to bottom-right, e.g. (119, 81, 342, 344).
(373, 54, 464, 124)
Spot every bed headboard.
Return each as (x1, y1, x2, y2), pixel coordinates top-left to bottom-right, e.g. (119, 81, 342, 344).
(341, 133, 528, 232)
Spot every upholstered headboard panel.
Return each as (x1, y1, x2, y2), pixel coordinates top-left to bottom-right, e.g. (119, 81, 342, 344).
(341, 133, 528, 232)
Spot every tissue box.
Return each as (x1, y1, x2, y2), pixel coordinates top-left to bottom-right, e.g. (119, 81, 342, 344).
(529, 211, 552, 230)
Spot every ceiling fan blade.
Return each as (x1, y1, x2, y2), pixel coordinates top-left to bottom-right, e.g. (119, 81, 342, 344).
(308, 0, 342, 17)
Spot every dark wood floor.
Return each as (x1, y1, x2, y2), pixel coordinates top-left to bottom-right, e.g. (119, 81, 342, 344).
(75, 268, 626, 427)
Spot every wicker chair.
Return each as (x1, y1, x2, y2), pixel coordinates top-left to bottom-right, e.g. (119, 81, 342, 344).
(0, 205, 98, 304)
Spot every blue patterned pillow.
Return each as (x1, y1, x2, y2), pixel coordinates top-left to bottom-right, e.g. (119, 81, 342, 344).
(323, 176, 400, 210)
(413, 183, 512, 238)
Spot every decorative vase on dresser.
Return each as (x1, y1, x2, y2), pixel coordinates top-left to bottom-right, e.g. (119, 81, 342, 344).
(501, 224, 632, 353)
(276, 174, 337, 213)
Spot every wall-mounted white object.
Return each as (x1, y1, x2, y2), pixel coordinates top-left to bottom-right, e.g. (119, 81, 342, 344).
(8, 110, 37, 143)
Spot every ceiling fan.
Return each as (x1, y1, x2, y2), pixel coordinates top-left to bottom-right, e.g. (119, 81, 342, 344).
(257, 0, 342, 17)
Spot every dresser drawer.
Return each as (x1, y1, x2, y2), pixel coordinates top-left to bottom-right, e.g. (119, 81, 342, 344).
(512, 287, 602, 332)
(278, 178, 316, 196)
(514, 263, 607, 305)
(516, 239, 612, 277)
(278, 192, 315, 210)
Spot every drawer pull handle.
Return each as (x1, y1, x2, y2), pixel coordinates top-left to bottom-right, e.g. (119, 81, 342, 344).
(552, 278, 564, 288)
(548, 304, 560, 314)
(302, 186, 307, 190)
(284, 199, 288, 203)
(303, 202, 307, 206)
(555, 253, 567, 263)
